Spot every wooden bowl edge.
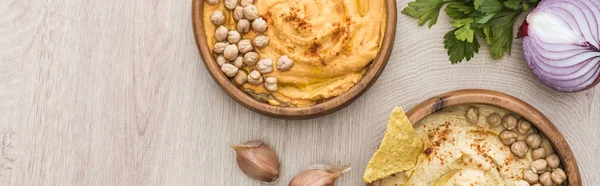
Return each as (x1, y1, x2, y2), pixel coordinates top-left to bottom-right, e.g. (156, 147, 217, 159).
(192, 0, 398, 119)
(369, 89, 581, 186)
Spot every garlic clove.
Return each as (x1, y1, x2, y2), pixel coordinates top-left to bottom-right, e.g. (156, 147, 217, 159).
(229, 140, 280, 182)
(289, 164, 350, 186)
(307, 164, 351, 173)
(290, 170, 337, 186)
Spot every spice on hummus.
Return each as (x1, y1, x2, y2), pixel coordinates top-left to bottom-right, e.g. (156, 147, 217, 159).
(204, 0, 387, 107)
(368, 104, 564, 186)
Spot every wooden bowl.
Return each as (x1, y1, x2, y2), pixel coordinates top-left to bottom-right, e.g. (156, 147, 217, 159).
(369, 89, 581, 186)
(192, 0, 397, 119)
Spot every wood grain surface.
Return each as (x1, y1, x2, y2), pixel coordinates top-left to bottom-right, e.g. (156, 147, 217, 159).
(0, 0, 598, 185)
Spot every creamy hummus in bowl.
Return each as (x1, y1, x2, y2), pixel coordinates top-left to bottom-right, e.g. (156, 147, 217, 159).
(364, 89, 581, 186)
(192, 0, 396, 118)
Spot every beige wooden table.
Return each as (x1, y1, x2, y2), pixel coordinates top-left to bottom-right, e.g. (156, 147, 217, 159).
(1, 0, 598, 185)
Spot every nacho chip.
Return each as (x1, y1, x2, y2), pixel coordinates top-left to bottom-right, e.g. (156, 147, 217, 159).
(362, 107, 424, 183)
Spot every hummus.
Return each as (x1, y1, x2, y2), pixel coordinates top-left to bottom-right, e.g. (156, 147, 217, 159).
(204, 0, 386, 107)
(381, 104, 555, 186)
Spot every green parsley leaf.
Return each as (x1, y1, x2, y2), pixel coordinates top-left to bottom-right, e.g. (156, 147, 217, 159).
(446, 6, 466, 19)
(450, 18, 474, 27)
(488, 10, 521, 59)
(523, 0, 539, 10)
(445, 2, 475, 19)
(402, 0, 539, 63)
(474, 13, 496, 24)
(401, 0, 448, 28)
(489, 10, 520, 39)
(455, 25, 475, 42)
(444, 29, 480, 64)
(473, 0, 503, 14)
(490, 34, 512, 59)
(450, 18, 475, 42)
(482, 24, 493, 45)
(474, 27, 486, 39)
(473, 0, 484, 9)
(503, 0, 522, 10)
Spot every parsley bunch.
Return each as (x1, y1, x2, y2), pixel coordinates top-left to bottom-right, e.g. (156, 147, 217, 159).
(402, 0, 539, 64)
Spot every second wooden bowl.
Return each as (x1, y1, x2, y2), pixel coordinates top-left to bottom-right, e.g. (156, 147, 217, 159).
(369, 89, 581, 186)
(192, 0, 397, 119)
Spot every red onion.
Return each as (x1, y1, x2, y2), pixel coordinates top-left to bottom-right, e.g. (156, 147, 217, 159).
(521, 0, 600, 92)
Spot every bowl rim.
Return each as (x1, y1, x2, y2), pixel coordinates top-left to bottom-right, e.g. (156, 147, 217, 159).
(192, 0, 398, 119)
(369, 89, 581, 186)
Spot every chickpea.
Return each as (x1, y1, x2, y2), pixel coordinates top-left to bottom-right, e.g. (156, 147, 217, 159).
(213, 42, 229, 54)
(526, 133, 543, 149)
(224, 0, 238, 10)
(518, 119, 532, 135)
(247, 70, 263, 85)
(502, 114, 518, 130)
(511, 141, 528, 158)
(538, 172, 553, 186)
(215, 26, 229, 42)
(237, 39, 253, 54)
(516, 180, 530, 186)
(487, 113, 501, 127)
(524, 170, 539, 184)
(215, 55, 227, 66)
(240, 0, 253, 7)
(550, 168, 566, 184)
(545, 154, 560, 169)
(465, 107, 479, 124)
(499, 130, 518, 145)
(223, 44, 239, 61)
(243, 52, 259, 65)
(221, 63, 238, 77)
(243, 4, 259, 20)
(227, 31, 241, 44)
(531, 159, 547, 174)
(233, 70, 247, 85)
(252, 17, 267, 33)
(233, 6, 245, 21)
(211, 10, 225, 25)
(532, 147, 546, 160)
(252, 35, 269, 49)
(233, 56, 244, 68)
(237, 19, 250, 34)
(256, 58, 273, 74)
(277, 55, 294, 71)
(264, 77, 278, 92)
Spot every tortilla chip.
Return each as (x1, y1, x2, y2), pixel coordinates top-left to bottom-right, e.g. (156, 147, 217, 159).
(362, 107, 424, 183)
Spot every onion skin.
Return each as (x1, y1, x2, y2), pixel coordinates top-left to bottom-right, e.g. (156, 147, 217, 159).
(517, 21, 529, 38)
(521, 0, 600, 92)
